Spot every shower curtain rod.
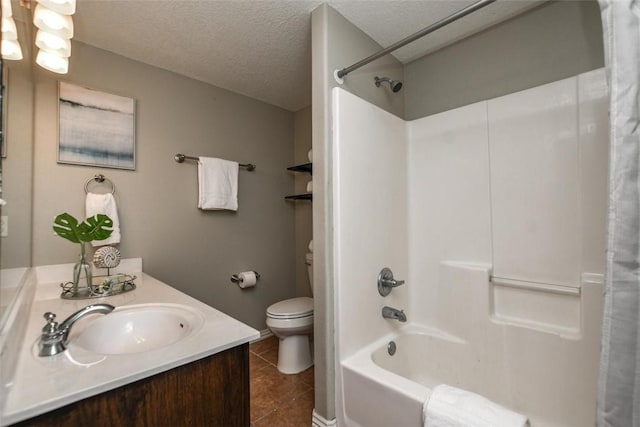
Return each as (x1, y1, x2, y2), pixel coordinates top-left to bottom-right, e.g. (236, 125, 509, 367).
(335, 0, 496, 80)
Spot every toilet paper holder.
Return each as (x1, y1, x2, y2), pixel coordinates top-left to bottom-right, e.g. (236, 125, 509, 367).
(230, 271, 261, 284)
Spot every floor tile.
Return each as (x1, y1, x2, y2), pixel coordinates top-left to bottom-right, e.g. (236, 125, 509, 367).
(250, 335, 315, 426)
(254, 389, 315, 427)
(252, 365, 311, 401)
(250, 365, 311, 422)
(298, 366, 314, 388)
(259, 347, 279, 366)
(250, 336, 278, 355)
(250, 352, 270, 375)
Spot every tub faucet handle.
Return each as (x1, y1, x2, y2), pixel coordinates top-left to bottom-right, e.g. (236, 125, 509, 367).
(378, 267, 405, 296)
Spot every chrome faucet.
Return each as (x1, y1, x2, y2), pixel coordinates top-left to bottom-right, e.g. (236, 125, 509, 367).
(38, 304, 115, 357)
(378, 268, 405, 296)
(382, 306, 407, 322)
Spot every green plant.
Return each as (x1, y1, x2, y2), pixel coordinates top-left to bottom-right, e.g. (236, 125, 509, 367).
(53, 213, 114, 291)
(53, 212, 114, 244)
(54, 212, 115, 289)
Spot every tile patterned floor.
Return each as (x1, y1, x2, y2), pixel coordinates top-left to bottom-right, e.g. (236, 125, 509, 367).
(250, 336, 315, 427)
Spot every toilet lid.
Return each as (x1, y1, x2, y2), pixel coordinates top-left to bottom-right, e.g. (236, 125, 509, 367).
(267, 297, 313, 319)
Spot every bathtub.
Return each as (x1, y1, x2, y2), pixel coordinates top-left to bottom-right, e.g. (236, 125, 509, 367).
(339, 321, 599, 427)
(341, 325, 464, 427)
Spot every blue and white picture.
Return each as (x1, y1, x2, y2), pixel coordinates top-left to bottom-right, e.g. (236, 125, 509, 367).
(58, 82, 135, 170)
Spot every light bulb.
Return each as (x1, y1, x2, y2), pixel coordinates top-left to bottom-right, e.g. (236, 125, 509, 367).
(1, 0, 12, 18)
(2, 39, 23, 61)
(36, 30, 71, 57)
(36, 0, 76, 15)
(1, 17, 18, 41)
(36, 49, 69, 74)
(33, 4, 73, 38)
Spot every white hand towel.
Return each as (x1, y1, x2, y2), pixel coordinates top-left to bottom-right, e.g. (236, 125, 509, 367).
(198, 157, 239, 211)
(423, 384, 529, 427)
(85, 192, 121, 247)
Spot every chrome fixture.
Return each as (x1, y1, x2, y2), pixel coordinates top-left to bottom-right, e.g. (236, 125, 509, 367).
(387, 340, 397, 356)
(174, 153, 256, 171)
(38, 304, 115, 357)
(378, 267, 405, 296)
(382, 306, 407, 322)
(84, 174, 116, 194)
(230, 271, 261, 284)
(374, 76, 403, 93)
(335, 0, 496, 80)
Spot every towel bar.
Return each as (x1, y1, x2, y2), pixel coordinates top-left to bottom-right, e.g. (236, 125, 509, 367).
(174, 153, 256, 171)
(84, 174, 116, 194)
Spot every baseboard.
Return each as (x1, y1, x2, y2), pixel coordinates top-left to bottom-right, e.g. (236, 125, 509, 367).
(250, 328, 274, 343)
(312, 409, 337, 427)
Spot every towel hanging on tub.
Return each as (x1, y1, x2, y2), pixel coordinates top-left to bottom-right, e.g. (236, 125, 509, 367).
(423, 384, 529, 427)
(198, 156, 239, 211)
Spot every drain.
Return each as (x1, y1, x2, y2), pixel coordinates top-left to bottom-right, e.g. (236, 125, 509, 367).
(387, 341, 397, 356)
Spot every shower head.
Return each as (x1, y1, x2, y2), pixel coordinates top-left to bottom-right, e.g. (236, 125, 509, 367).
(374, 76, 403, 93)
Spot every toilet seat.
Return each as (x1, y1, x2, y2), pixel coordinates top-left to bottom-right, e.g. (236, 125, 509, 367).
(267, 297, 313, 319)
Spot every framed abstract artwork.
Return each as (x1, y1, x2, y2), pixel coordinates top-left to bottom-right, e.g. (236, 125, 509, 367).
(58, 81, 135, 170)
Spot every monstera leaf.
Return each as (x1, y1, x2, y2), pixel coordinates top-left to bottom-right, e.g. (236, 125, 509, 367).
(53, 212, 113, 243)
(83, 214, 114, 241)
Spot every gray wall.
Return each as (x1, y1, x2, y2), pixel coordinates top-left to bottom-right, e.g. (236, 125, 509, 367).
(2, 12, 34, 269)
(311, 4, 404, 422)
(405, 0, 604, 119)
(2, 60, 34, 269)
(31, 41, 296, 330)
(294, 106, 313, 298)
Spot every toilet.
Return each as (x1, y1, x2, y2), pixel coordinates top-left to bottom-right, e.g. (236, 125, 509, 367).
(266, 251, 313, 374)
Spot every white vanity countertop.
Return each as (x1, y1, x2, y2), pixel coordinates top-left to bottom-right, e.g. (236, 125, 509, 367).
(1, 265, 259, 425)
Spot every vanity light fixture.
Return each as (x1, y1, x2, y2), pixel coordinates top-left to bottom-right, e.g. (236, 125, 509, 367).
(2, 39, 24, 60)
(35, 29, 70, 57)
(1, 0, 24, 60)
(36, 49, 68, 73)
(31, 0, 76, 74)
(35, 0, 75, 15)
(33, 3, 73, 38)
(1, 16, 18, 40)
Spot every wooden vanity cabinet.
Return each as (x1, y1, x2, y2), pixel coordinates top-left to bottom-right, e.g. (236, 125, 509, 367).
(12, 344, 250, 427)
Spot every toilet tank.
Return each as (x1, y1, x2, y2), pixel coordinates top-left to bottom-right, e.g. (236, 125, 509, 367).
(305, 252, 313, 294)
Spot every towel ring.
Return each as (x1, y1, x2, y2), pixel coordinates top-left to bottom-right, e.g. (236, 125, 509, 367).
(84, 174, 116, 195)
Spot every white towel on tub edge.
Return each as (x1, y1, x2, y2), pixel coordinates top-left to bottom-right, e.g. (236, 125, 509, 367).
(423, 384, 530, 427)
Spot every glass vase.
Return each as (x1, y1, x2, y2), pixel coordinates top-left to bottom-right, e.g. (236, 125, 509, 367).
(72, 243, 93, 295)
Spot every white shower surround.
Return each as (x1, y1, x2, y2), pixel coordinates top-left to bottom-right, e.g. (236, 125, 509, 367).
(333, 68, 608, 426)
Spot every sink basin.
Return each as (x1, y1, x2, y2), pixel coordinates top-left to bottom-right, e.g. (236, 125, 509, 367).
(73, 304, 204, 355)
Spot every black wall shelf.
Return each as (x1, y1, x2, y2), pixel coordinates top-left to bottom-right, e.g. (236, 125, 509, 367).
(285, 194, 312, 201)
(285, 162, 313, 202)
(287, 163, 312, 175)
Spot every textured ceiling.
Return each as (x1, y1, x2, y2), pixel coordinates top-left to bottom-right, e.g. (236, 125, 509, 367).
(73, 1, 544, 112)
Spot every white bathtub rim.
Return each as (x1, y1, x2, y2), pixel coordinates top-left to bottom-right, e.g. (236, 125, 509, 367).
(341, 323, 463, 406)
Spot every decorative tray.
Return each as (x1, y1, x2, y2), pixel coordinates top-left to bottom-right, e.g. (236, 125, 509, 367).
(60, 273, 137, 300)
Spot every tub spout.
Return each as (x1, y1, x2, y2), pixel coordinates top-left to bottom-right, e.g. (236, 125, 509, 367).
(382, 306, 407, 322)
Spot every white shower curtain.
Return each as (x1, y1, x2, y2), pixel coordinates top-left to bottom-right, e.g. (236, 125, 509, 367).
(597, 1, 640, 426)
